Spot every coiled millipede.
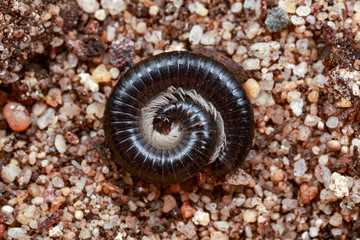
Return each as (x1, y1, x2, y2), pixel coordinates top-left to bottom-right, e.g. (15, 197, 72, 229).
(103, 51, 254, 184)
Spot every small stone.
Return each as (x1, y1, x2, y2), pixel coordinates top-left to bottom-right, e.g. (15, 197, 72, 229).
(49, 226, 62, 238)
(109, 68, 120, 79)
(189, 25, 203, 45)
(55, 134, 67, 154)
(162, 195, 177, 213)
(309, 227, 319, 237)
(79, 228, 91, 239)
(94, 9, 107, 21)
(135, 21, 147, 34)
(307, 91, 319, 103)
(293, 62, 308, 78)
(244, 78, 261, 99)
(45, 88, 62, 107)
(75, 210, 84, 220)
(192, 211, 210, 226)
(7, 228, 28, 240)
(61, 187, 72, 196)
(290, 98, 303, 117)
(37, 108, 55, 129)
(265, 7, 291, 33)
(52, 177, 65, 188)
(337, 98, 351, 108)
(32, 102, 47, 117)
(86, 102, 105, 119)
(245, 22, 260, 39)
(181, 204, 196, 219)
(327, 140, 341, 151)
(304, 114, 321, 127)
(50, 196, 66, 212)
(214, 221, 229, 232)
(3, 102, 31, 132)
(329, 172, 349, 198)
(92, 64, 112, 83)
(294, 159, 307, 176)
(101, 0, 126, 15)
(282, 198, 297, 212)
(296, 6, 311, 16)
(278, 0, 296, 13)
(243, 58, 260, 70)
(231, 2, 242, 13)
(79, 73, 99, 92)
(194, 2, 208, 16)
(300, 184, 318, 204)
(176, 221, 196, 239)
(200, 31, 216, 45)
(1, 163, 21, 183)
(272, 169, 285, 182)
(326, 116, 339, 129)
(44, 189, 55, 203)
(76, 0, 99, 13)
(243, 209, 257, 223)
(329, 212, 343, 227)
(225, 168, 253, 185)
(60, 102, 81, 119)
(211, 231, 229, 240)
(1, 205, 14, 215)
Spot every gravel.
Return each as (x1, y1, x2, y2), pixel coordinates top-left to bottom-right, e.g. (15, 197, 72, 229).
(0, 0, 360, 239)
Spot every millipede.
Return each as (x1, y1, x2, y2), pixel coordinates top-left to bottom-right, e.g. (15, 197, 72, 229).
(103, 51, 254, 184)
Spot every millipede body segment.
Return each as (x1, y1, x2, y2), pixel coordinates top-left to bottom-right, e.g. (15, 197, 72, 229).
(103, 51, 254, 184)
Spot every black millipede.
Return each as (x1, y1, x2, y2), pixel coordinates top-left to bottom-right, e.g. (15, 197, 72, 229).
(103, 51, 254, 184)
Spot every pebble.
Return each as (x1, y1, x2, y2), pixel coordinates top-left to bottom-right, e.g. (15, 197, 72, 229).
(76, 0, 99, 13)
(265, 7, 291, 33)
(135, 22, 147, 34)
(243, 209, 257, 223)
(309, 227, 319, 237)
(296, 6, 311, 16)
(192, 211, 210, 226)
(327, 140, 341, 151)
(272, 169, 285, 182)
(181, 204, 196, 219)
(300, 184, 318, 204)
(7, 228, 28, 240)
(176, 221, 196, 239)
(214, 221, 229, 232)
(3, 102, 31, 132)
(79, 228, 91, 239)
(1, 163, 21, 183)
(289, 98, 303, 116)
(231, 2, 242, 13)
(162, 195, 177, 213)
(32, 102, 47, 117)
(329, 172, 349, 198)
(92, 64, 112, 83)
(94, 9, 106, 21)
(245, 22, 260, 39)
(281, 198, 297, 212)
(244, 78, 261, 99)
(86, 102, 105, 119)
(304, 114, 321, 127)
(189, 25, 203, 45)
(194, 2, 208, 16)
(293, 62, 308, 78)
(79, 73, 99, 92)
(294, 159, 307, 176)
(225, 169, 253, 185)
(55, 134, 67, 154)
(101, 0, 125, 15)
(329, 212, 343, 227)
(36, 108, 55, 129)
(75, 210, 84, 220)
(307, 91, 319, 103)
(60, 102, 81, 119)
(326, 116, 339, 129)
(243, 58, 260, 70)
(211, 231, 229, 240)
(278, 0, 296, 13)
(1, 205, 14, 215)
(200, 31, 216, 45)
(52, 177, 65, 188)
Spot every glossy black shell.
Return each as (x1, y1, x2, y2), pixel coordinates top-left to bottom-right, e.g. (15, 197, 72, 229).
(103, 51, 254, 184)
